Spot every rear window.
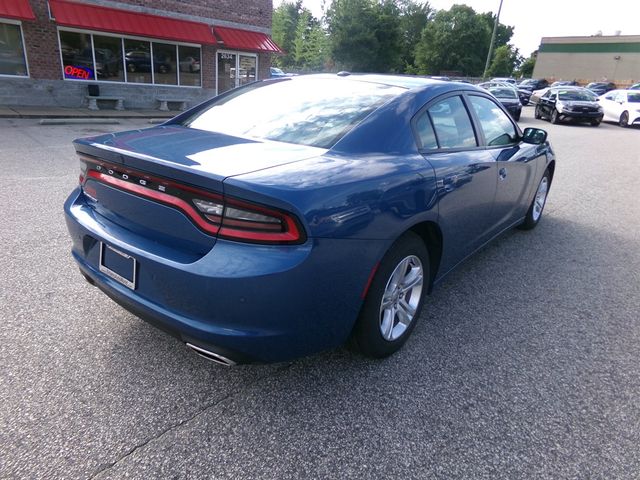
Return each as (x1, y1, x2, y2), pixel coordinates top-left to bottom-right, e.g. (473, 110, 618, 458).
(182, 78, 405, 148)
(627, 92, 640, 103)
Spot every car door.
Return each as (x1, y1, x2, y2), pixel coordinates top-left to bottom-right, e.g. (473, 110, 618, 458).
(600, 91, 620, 121)
(538, 90, 557, 117)
(414, 93, 498, 273)
(467, 94, 541, 231)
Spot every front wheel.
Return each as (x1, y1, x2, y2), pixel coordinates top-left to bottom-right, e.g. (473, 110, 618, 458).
(534, 105, 542, 119)
(591, 118, 601, 126)
(350, 232, 429, 358)
(519, 170, 551, 230)
(619, 111, 629, 128)
(550, 109, 560, 124)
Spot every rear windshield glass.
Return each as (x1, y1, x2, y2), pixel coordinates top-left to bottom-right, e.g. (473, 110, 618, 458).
(181, 78, 405, 148)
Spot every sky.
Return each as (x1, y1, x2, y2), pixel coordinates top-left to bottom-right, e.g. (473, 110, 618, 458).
(272, 0, 640, 57)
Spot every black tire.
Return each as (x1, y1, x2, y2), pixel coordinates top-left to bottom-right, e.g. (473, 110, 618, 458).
(350, 232, 429, 358)
(127, 63, 136, 73)
(514, 111, 521, 121)
(519, 169, 551, 230)
(550, 109, 560, 124)
(591, 118, 601, 127)
(619, 111, 629, 128)
(534, 105, 542, 119)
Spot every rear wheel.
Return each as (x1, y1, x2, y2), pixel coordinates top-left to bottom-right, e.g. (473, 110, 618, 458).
(534, 105, 542, 119)
(619, 111, 629, 128)
(351, 232, 429, 358)
(514, 111, 521, 121)
(519, 170, 550, 230)
(550, 109, 560, 124)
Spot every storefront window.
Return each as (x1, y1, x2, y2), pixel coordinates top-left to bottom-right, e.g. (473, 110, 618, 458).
(152, 42, 177, 85)
(178, 45, 201, 87)
(93, 35, 124, 82)
(0, 22, 28, 76)
(58, 30, 201, 87)
(218, 52, 258, 94)
(60, 31, 95, 81)
(124, 39, 152, 84)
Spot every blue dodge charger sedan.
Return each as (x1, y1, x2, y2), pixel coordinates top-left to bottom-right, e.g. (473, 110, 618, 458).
(64, 74, 555, 365)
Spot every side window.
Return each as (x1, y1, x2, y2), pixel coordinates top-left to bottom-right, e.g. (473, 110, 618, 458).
(414, 112, 438, 149)
(427, 96, 477, 149)
(468, 95, 518, 147)
(604, 92, 616, 101)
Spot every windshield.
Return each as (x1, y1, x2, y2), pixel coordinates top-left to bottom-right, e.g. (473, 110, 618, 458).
(557, 90, 596, 101)
(628, 92, 640, 103)
(182, 78, 405, 148)
(489, 87, 518, 99)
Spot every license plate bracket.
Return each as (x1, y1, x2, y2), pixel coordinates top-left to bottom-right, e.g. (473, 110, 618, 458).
(99, 242, 137, 290)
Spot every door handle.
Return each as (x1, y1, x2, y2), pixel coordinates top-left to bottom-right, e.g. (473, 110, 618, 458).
(499, 167, 507, 180)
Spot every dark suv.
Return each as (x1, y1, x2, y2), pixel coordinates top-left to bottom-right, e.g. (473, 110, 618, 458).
(518, 78, 549, 92)
(586, 82, 616, 96)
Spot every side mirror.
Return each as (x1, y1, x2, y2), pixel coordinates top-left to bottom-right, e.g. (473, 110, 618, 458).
(522, 127, 547, 145)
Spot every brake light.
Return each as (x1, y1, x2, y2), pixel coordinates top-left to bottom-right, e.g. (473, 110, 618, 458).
(78, 156, 305, 244)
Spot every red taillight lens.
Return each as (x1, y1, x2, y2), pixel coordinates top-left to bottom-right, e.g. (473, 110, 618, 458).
(79, 156, 306, 244)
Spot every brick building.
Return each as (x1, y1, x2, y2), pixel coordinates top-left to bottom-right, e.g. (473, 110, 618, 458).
(0, 0, 281, 108)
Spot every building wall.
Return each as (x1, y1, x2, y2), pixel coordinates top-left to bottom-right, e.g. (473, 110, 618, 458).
(1, 0, 275, 108)
(533, 35, 640, 86)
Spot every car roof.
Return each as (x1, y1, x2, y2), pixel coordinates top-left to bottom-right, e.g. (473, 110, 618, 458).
(290, 73, 451, 90)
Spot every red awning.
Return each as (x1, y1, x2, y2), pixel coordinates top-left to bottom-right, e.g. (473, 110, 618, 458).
(213, 26, 283, 54)
(0, 0, 36, 20)
(49, 0, 216, 45)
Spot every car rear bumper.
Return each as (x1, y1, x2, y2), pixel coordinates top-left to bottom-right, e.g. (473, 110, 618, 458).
(64, 188, 384, 363)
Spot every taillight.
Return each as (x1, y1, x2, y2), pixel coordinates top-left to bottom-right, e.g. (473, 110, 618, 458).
(78, 156, 305, 245)
(192, 196, 303, 243)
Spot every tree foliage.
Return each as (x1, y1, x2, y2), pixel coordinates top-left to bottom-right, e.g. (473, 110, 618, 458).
(516, 52, 537, 78)
(413, 4, 513, 76)
(487, 44, 522, 77)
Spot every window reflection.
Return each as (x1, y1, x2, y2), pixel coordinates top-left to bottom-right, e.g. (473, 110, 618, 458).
(469, 96, 517, 146)
(153, 42, 177, 85)
(0, 22, 28, 76)
(124, 39, 152, 83)
(93, 35, 123, 81)
(179, 45, 201, 86)
(60, 31, 95, 80)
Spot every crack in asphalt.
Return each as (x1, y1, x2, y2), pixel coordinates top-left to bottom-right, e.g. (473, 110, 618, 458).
(88, 362, 293, 479)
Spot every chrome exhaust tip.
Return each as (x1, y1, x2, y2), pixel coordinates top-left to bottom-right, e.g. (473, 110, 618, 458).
(185, 343, 237, 366)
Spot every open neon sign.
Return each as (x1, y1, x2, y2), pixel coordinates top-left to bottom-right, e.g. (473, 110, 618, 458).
(64, 65, 93, 80)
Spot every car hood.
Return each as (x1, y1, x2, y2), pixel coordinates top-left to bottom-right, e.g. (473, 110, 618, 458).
(73, 125, 328, 181)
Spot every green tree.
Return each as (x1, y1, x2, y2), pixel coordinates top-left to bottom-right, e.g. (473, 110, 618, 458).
(414, 4, 513, 76)
(398, 0, 433, 71)
(516, 52, 537, 78)
(326, 0, 402, 72)
(487, 44, 521, 77)
(272, 1, 303, 68)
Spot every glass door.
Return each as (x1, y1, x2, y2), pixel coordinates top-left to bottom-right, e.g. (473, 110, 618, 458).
(217, 52, 236, 94)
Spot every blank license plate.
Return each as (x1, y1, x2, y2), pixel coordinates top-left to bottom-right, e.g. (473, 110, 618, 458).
(99, 242, 137, 290)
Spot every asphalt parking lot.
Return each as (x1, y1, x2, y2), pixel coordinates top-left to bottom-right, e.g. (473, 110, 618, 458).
(1, 108, 639, 479)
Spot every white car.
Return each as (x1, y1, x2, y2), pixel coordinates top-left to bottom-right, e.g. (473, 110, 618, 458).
(599, 89, 640, 127)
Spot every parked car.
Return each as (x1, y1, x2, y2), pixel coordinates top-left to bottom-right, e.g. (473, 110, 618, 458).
(485, 86, 522, 120)
(125, 51, 171, 73)
(492, 77, 517, 85)
(628, 83, 640, 90)
(550, 80, 579, 87)
(480, 81, 530, 105)
(64, 74, 554, 364)
(179, 56, 200, 73)
(586, 82, 616, 96)
(535, 87, 602, 126)
(270, 66, 287, 77)
(518, 78, 549, 92)
(599, 89, 640, 127)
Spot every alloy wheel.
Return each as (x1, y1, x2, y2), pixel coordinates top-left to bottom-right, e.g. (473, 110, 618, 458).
(379, 255, 424, 341)
(532, 176, 549, 222)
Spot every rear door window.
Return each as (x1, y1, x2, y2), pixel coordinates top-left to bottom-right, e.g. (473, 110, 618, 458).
(426, 96, 477, 149)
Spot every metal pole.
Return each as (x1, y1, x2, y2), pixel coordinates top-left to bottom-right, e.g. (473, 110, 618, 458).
(483, 0, 504, 79)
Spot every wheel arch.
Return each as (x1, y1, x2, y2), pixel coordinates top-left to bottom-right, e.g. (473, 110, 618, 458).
(408, 221, 443, 293)
(547, 159, 556, 184)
